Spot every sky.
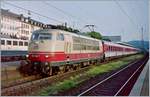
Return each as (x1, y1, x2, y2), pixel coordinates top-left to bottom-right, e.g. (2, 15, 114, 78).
(1, 0, 149, 42)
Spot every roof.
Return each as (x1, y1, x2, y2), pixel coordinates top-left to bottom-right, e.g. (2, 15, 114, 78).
(116, 42, 134, 47)
(104, 40, 137, 49)
(103, 36, 121, 42)
(33, 29, 102, 42)
(1, 9, 20, 19)
(1, 9, 46, 27)
(0, 34, 11, 39)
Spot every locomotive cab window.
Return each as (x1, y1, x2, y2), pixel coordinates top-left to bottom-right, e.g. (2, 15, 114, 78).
(31, 33, 52, 40)
(57, 33, 64, 41)
(39, 33, 52, 40)
(31, 33, 39, 40)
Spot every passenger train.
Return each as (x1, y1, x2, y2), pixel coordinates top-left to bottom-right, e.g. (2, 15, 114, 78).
(1, 38, 28, 51)
(27, 29, 139, 75)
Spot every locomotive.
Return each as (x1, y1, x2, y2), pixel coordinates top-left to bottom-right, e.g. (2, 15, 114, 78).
(27, 29, 138, 76)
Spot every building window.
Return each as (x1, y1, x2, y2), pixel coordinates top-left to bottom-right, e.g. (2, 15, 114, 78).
(24, 42, 28, 46)
(13, 41, 18, 45)
(19, 41, 23, 46)
(1, 40, 5, 45)
(7, 40, 12, 45)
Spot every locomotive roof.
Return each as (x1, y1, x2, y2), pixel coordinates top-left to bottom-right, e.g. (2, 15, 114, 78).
(103, 40, 137, 49)
(34, 29, 102, 42)
(33, 29, 137, 50)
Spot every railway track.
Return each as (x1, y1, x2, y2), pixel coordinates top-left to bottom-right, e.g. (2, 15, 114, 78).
(1, 75, 42, 89)
(1, 55, 26, 62)
(77, 54, 148, 96)
(1, 54, 142, 96)
(1, 63, 92, 96)
(1, 54, 127, 89)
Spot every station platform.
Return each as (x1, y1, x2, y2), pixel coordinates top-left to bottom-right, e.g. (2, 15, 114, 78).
(129, 60, 149, 96)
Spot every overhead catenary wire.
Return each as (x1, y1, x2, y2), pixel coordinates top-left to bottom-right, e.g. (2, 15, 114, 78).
(114, 0, 142, 42)
(3, 1, 105, 33)
(3, 1, 64, 24)
(43, 1, 90, 25)
(114, 0, 139, 30)
(43, 1, 103, 33)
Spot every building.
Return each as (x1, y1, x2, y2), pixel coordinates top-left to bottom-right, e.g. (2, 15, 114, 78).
(1, 9, 47, 51)
(1, 9, 21, 39)
(103, 36, 121, 42)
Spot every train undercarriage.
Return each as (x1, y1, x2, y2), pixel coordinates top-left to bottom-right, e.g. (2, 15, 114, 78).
(18, 53, 139, 77)
(18, 55, 105, 77)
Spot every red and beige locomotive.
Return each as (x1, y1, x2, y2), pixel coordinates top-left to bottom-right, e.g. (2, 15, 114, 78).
(28, 29, 138, 75)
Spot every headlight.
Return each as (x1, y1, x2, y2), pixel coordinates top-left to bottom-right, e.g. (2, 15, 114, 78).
(45, 55, 49, 58)
(26, 54, 29, 58)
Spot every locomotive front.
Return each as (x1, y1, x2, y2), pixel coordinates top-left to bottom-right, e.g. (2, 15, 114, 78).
(28, 29, 55, 74)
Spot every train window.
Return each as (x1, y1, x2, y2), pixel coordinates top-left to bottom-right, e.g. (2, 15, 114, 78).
(82, 45, 86, 50)
(1, 40, 5, 45)
(83, 39, 87, 44)
(80, 38, 85, 44)
(31, 33, 39, 40)
(13, 41, 18, 46)
(89, 46, 93, 50)
(57, 33, 64, 41)
(7, 40, 11, 45)
(110, 46, 112, 51)
(92, 46, 94, 50)
(86, 45, 88, 50)
(19, 41, 23, 46)
(31, 32, 52, 40)
(73, 36, 80, 43)
(109, 46, 111, 51)
(39, 33, 52, 40)
(96, 46, 99, 50)
(112, 47, 114, 51)
(39, 35, 52, 40)
(60, 34, 64, 40)
(73, 44, 81, 50)
(24, 42, 28, 46)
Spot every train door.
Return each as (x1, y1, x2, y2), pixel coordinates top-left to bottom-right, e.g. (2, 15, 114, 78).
(64, 34, 72, 61)
(55, 33, 65, 52)
(65, 42, 71, 53)
(101, 41, 105, 60)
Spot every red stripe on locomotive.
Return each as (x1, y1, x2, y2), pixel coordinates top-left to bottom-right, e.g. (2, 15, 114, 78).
(28, 51, 103, 62)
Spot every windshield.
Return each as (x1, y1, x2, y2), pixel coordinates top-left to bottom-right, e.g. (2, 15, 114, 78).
(31, 33, 52, 40)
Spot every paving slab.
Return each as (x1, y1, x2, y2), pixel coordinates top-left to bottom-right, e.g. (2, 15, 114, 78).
(129, 60, 149, 96)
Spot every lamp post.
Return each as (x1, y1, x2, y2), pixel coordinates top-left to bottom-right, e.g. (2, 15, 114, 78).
(141, 26, 146, 53)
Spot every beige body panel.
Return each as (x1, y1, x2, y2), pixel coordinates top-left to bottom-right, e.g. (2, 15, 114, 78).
(28, 29, 104, 54)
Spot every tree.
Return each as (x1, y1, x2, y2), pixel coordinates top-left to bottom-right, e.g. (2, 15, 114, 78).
(86, 31, 102, 40)
(73, 29, 80, 33)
